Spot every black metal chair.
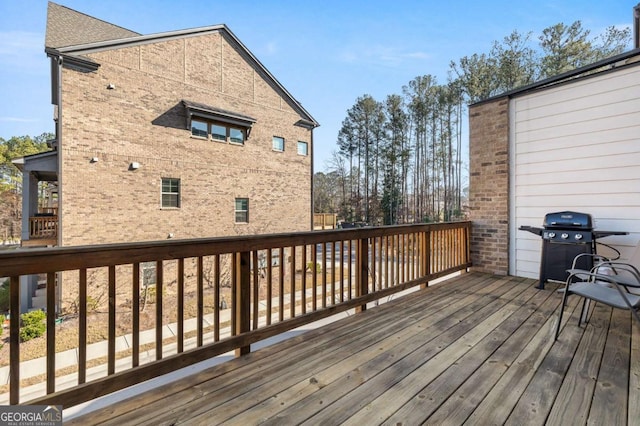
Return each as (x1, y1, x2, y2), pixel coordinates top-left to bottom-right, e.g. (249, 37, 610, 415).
(554, 262, 640, 340)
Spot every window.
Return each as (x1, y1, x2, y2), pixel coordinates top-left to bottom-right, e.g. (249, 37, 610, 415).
(183, 100, 256, 146)
(161, 178, 180, 208)
(191, 120, 208, 138)
(211, 124, 226, 141)
(229, 127, 245, 144)
(272, 136, 285, 152)
(235, 198, 249, 223)
(297, 141, 308, 156)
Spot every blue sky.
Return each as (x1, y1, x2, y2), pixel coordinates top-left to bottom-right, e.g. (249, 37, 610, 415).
(0, 1, 636, 171)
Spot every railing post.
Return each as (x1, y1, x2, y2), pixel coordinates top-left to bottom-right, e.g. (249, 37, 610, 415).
(356, 237, 369, 313)
(421, 228, 431, 289)
(235, 251, 251, 356)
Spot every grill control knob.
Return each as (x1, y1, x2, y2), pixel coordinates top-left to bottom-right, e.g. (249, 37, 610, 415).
(561, 233, 569, 239)
(575, 233, 583, 240)
(548, 232, 556, 238)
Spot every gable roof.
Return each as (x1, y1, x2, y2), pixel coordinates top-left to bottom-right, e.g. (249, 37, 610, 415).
(46, 2, 140, 49)
(45, 2, 319, 128)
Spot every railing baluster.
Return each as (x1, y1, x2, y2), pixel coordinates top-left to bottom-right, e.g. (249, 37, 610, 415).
(266, 251, 272, 326)
(290, 246, 296, 318)
(322, 242, 327, 308)
(347, 239, 352, 299)
(301, 245, 307, 314)
(132, 263, 140, 367)
(46, 272, 56, 393)
(177, 258, 184, 353)
(339, 241, 344, 303)
(214, 255, 220, 341)
(155, 261, 163, 361)
(330, 242, 335, 305)
(9, 276, 19, 404)
(356, 237, 369, 313)
(79, 269, 87, 382)
(278, 248, 284, 322)
(236, 251, 251, 356)
(197, 257, 203, 347)
(312, 244, 317, 310)
(107, 266, 116, 375)
(253, 250, 259, 330)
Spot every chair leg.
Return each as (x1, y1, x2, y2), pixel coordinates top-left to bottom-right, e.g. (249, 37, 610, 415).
(578, 298, 589, 326)
(555, 287, 570, 340)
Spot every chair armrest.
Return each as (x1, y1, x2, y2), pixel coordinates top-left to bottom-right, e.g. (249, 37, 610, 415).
(593, 262, 640, 288)
(571, 253, 610, 269)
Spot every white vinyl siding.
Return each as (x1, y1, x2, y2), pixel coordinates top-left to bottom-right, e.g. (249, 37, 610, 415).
(510, 64, 640, 279)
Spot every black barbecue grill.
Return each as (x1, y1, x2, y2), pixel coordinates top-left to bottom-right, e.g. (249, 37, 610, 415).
(519, 211, 626, 289)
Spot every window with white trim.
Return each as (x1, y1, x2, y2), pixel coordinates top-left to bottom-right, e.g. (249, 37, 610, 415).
(161, 178, 180, 208)
(235, 198, 249, 223)
(297, 141, 308, 156)
(272, 136, 285, 152)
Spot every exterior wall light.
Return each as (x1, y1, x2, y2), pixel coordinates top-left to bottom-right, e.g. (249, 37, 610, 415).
(90, 157, 99, 163)
(129, 162, 140, 170)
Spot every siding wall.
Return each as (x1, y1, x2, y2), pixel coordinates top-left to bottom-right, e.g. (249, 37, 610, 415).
(511, 63, 640, 278)
(59, 31, 313, 245)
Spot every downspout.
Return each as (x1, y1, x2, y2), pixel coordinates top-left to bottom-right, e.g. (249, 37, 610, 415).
(310, 129, 314, 231)
(54, 54, 63, 247)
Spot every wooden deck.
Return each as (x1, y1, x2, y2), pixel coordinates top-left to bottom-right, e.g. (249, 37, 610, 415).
(67, 272, 639, 425)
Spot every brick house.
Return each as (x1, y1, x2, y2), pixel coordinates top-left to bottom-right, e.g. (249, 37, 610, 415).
(469, 47, 640, 279)
(16, 2, 319, 249)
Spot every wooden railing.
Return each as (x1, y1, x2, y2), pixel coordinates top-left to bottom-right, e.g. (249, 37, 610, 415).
(29, 215, 58, 239)
(0, 222, 471, 408)
(313, 213, 337, 230)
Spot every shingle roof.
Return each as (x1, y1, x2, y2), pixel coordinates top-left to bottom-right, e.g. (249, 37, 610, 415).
(45, 2, 140, 49)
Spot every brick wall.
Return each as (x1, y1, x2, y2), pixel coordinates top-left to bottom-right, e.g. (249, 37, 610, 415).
(59, 31, 313, 245)
(468, 97, 510, 275)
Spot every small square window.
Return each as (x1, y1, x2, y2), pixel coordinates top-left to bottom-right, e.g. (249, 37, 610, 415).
(272, 136, 285, 152)
(230, 128, 245, 144)
(162, 178, 180, 208)
(191, 120, 208, 138)
(235, 198, 249, 223)
(211, 124, 226, 141)
(297, 141, 308, 156)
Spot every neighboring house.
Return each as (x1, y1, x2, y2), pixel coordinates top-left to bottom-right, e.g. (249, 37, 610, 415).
(468, 47, 640, 279)
(15, 2, 319, 249)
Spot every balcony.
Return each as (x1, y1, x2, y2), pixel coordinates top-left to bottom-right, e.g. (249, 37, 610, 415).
(23, 212, 58, 247)
(0, 222, 637, 423)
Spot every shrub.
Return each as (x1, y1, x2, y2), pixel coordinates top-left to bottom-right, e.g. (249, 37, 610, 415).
(0, 280, 9, 313)
(19, 310, 46, 342)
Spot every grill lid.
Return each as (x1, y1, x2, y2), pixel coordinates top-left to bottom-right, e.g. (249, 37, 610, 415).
(543, 211, 593, 230)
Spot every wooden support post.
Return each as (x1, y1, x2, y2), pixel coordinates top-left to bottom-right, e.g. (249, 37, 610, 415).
(235, 251, 251, 357)
(356, 237, 369, 313)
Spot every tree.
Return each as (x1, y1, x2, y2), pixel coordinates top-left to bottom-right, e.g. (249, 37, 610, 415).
(0, 133, 53, 192)
(538, 21, 593, 78)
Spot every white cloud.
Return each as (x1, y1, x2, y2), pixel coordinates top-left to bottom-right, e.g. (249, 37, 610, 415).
(0, 31, 46, 70)
(0, 117, 38, 123)
(338, 44, 430, 67)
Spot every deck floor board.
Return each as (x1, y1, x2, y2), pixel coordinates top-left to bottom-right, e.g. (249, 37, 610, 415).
(67, 273, 637, 425)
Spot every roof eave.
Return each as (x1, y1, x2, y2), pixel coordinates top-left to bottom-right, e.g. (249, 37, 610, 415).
(471, 47, 640, 107)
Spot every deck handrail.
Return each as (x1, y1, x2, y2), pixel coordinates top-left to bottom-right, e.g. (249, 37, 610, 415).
(28, 215, 58, 239)
(0, 222, 471, 407)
